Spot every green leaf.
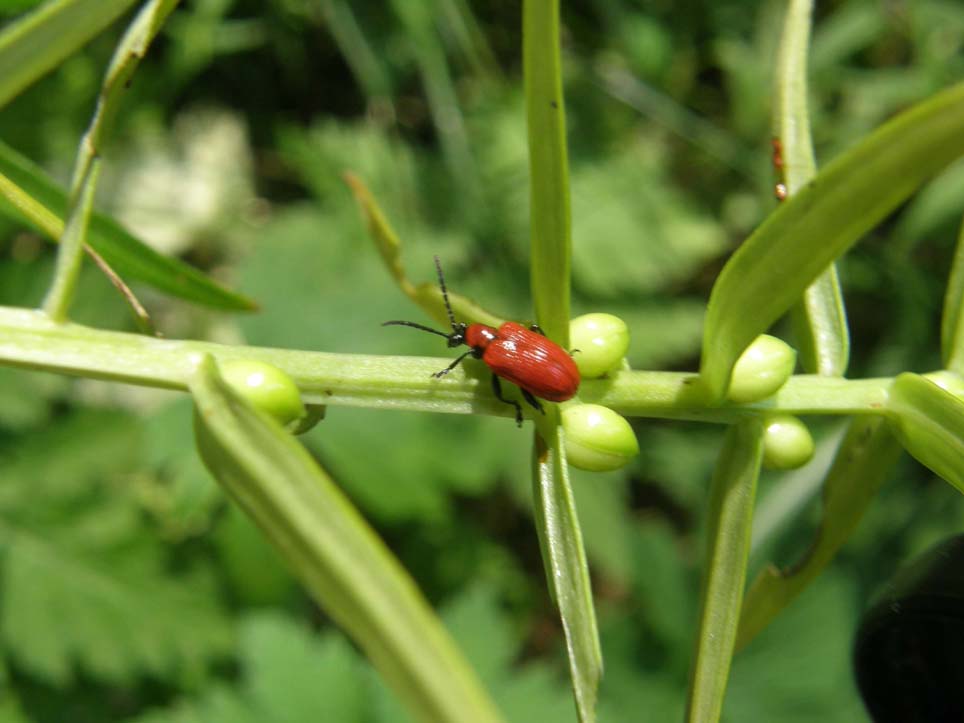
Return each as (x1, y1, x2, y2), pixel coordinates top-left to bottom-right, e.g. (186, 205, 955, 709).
(389, 0, 477, 204)
(133, 613, 367, 723)
(531, 421, 602, 723)
(0, 140, 256, 311)
(241, 614, 369, 723)
(524, 0, 571, 345)
(686, 419, 763, 723)
(942, 217, 964, 370)
(0, 411, 233, 687)
(0, 531, 232, 686)
(344, 173, 503, 329)
(886, 372, 964, 493)
(569, 141, 727, 299)
(190, 355, 504, 723)
(736, 416, 899, 650)
(442, 584, 579, 723)
(0, 0, 141, 108)
(700, 82, 964, 400)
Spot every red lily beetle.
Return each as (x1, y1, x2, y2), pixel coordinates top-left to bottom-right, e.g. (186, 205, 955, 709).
(384, 257, 580, 426)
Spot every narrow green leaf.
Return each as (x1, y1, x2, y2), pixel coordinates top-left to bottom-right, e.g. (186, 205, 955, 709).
(942, 217, 964, 370)
(887, 372, 964, 494)
(531, 420, 602, 723)
(686, 419, 763, 723)
(44, 0, 182, 321)
(523, 0, 571, 345)
(190, 355, 504, 723)
(0, 0, 140, 108)
(736, 416, 898, 650)
(774, 0, 849, 377)
(389, 0, 477, 203)
(0, 140, 256, 310)
(701, 82, 964, 400)
(318, 0, 393, 99)
(345, 172, 502, 329)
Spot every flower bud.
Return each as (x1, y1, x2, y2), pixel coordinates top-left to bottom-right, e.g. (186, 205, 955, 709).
(727, 334, 796, 403)
(562, 403, 639, 472)
(762, 414, 814, 470)
(569, 313, 630, 378)
(219, 359, 306, 430)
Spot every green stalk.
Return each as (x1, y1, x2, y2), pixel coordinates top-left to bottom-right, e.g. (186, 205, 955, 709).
(524, 0, 571, 344)
(0, 307, 892, 421)
(43, 0, 181, 321)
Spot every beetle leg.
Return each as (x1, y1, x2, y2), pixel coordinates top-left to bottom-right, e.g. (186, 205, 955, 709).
(432, 350, 474, 378)
(491, 375, 523, 427)
(521, 389, 545, 415)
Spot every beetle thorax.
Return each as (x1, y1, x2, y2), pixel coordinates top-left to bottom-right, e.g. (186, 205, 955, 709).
(465, 324, 498, 352)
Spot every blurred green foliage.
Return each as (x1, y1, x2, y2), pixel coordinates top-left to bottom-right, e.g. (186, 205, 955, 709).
(2, 0, 964, 721)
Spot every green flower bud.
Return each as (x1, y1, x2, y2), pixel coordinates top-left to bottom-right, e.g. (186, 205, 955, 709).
(727, 334, 796, 403)
(569, 313, 630, 378)
(219, 359, 306, 430)
(562, 404, 639, 472)
(762, 414, 814, 470)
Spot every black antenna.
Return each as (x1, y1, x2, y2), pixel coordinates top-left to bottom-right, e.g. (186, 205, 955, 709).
(381, 319, 450, 338)
(433, 255, 457, 331)
(382, 256, 467, 346)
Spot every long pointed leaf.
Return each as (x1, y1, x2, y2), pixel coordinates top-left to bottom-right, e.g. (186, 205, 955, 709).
(0, 137, 254, 312)
(191, 355, 504, 723)
(686, 420, 763, 723)
(942, 217, 964, 370)
(701, 82, 964, 400)
(0, 0, 140, 108)
(531, 419, 602, 723)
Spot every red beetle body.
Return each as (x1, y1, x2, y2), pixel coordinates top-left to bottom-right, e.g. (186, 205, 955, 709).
(384, 258, 580, 425)
(465, 322, 579, 402)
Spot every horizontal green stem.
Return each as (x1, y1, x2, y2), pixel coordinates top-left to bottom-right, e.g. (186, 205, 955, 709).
(0, 306, 890, 422)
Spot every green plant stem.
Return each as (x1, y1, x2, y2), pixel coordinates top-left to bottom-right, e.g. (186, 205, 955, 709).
(43, 0, 181, 321)
(523, 0, 571, 344)
(0, 306, 892, 421)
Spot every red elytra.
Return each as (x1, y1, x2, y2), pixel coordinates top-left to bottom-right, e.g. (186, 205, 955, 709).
(464, 321, 579, 402)
(383, 257, 580, 426)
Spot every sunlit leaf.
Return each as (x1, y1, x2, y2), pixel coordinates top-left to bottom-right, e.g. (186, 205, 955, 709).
(191, 356, 504, 723)
(701, 82, 964, 400)
(0, 0, 140, 108)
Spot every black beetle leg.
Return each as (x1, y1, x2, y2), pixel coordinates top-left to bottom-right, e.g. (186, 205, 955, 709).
(491, 375, 523, 427)
(433, 350, 474, 378)
(521, 389, 545, 415)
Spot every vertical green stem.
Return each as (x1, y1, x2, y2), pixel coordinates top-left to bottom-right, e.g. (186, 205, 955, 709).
(523, 0, 571, 345)
(42, 0, 181, 321)
(686, 419, 763, 722)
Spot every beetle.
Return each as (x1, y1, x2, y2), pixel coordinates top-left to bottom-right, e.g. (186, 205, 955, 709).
(383, 256, 580, 426)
